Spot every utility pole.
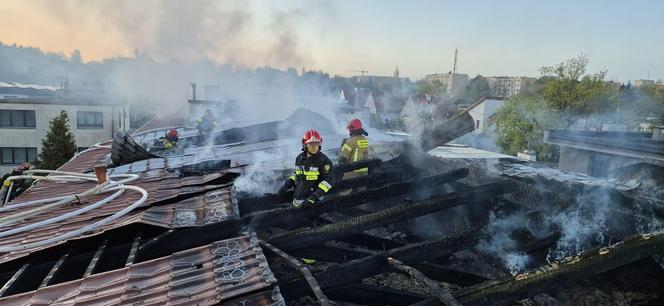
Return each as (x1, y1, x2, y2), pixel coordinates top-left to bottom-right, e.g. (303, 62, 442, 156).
(453, 49, 458, 74)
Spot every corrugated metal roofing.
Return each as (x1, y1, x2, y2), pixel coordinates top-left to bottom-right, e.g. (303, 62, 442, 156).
(0, 145, 237, 263)
(0, 235, 285, 306)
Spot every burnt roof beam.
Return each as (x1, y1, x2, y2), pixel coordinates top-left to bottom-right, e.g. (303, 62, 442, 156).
(387, 257, 461, 306)
(414, 231, 664, 306)
(326, 283, 425, 306)
(268, 181, 513, 251)
(0, 263, 29, 297)
(84, 239, 107, 277)
(279, 230, 482, 301)
(250, 168, 469, 230)
(125, 233, 142, 267)
(39, 247, 72, 288)
(259, 240, 331, 306)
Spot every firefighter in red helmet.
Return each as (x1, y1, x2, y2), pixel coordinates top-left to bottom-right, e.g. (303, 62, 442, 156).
(339, 118, 369, 178)
(162, 129, 179, 149)
(278, 129, 334, 208)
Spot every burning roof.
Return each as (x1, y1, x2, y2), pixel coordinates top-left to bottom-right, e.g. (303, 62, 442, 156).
(1, 109, 663, 305)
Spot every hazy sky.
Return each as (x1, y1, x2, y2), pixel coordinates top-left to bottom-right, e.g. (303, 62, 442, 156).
(1, 0, 662, 82)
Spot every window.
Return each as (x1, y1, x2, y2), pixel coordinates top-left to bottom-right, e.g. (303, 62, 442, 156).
(0, 147, 38, 165)
(0, 110, 36, 128)
(77, 111, 103, 129)
(476, 120, 480, 129)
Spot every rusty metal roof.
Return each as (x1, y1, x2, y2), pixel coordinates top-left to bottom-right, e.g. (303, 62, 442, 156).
(0, 145, 238, 264)
(0, 235, 284, 306)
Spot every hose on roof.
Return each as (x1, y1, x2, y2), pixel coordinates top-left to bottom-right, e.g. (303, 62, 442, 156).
(0, 169, 148, 252)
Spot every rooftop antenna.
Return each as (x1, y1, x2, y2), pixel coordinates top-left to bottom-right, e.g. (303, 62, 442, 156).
(453, 49, 458, 74)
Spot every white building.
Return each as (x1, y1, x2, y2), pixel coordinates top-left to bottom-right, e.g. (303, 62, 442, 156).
(634, 79, 656, 88)
(485, 76, 536, 98)
(0, 86, 128, 175)
(424, 73, 469, 97)
(465, 97, 505, 134)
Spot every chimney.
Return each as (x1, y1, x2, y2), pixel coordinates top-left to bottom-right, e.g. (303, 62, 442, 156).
(93, 165, 107, 184)
(191, 83, 197, 100)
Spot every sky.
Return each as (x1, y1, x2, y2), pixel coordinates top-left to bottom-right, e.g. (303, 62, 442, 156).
(0, 0, 662, 82)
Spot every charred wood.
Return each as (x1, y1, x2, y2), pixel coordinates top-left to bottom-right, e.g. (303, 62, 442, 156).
(248, 169, 469, 230)
(268, 181, 513, 251)
(422, 230, 664, 305)
(388, 257, 462, 306)
(259, 240, 331, 306)
(279, 230, 482, 300)
(326, 283, 425, 306)
(419, 112, 475, 152)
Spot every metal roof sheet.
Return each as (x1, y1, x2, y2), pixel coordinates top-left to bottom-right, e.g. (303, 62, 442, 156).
(0, 235, 284, 306)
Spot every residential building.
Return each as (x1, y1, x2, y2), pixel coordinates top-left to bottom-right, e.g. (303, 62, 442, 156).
(634, 79, 656, 88)
(400, 95, 433, 121)
(424, 73, 469, 97)
(0, 82, 128, 175)
(463, 97, 506, 134)
(368, 91, 408, 126)
(485, 76, 536, 98)
(544, 129, 664, 177)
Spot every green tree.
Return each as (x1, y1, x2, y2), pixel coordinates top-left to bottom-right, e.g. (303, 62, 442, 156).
(466, 75, 490, 100)
(640, 84, 664, 118)
(39, 111, 77, 170)
(415, 79, 446, 96)
(493, 96, 560, 161)
(538, 54, 619, 127)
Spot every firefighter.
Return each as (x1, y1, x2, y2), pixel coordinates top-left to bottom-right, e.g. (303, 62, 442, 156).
(196, 109, 216, 135)
(278, 129, 334, 208)
(162, 129, 179, 149)
(1, 162, 32, 202)
(339, 118, 369, 178)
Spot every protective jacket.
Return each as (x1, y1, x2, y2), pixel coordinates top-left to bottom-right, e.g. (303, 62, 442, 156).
(339, 129, 369, 175)
(283, 151, 334, 207)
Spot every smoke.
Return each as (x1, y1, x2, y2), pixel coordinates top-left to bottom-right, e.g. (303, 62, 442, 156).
(38, 0, 311, 68)
(544, 190, 615, 262)
(233, 148, 292, 196)
(477, 211, 543, 275)
(232, 108, 348, 196)
(477, 161, 664, 275)
(0, 1, 335, 118)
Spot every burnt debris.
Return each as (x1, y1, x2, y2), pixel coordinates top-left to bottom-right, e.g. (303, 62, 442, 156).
(1, 111, 663, 306)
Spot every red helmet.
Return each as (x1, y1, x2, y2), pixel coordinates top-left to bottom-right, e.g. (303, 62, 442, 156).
(347, 118, 362, 132)
(302, 129, 322, 145)
(167, 129, 179, 138)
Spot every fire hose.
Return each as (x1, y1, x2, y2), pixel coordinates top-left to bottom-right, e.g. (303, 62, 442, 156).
(0, 169, 148, 252)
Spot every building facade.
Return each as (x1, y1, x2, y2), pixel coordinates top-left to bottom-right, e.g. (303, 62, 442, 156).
(424, 73, 469, 98)
(486, 76, 536, 98)
(0, 99, 128, 175)
(465, 97, 505, 134)
(634, 79, 656, 88)
(544, 130, 664, 178)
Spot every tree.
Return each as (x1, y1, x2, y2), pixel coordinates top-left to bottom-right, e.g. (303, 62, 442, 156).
(39, 111, 77, 170)
(628, 84, 664, 122)
(493, 96, 560, 161)
(466, 75, 490, 100)
(538, 54, 619, 128)
(70, 49, 83, 64)
(415, 79, 446, 96)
